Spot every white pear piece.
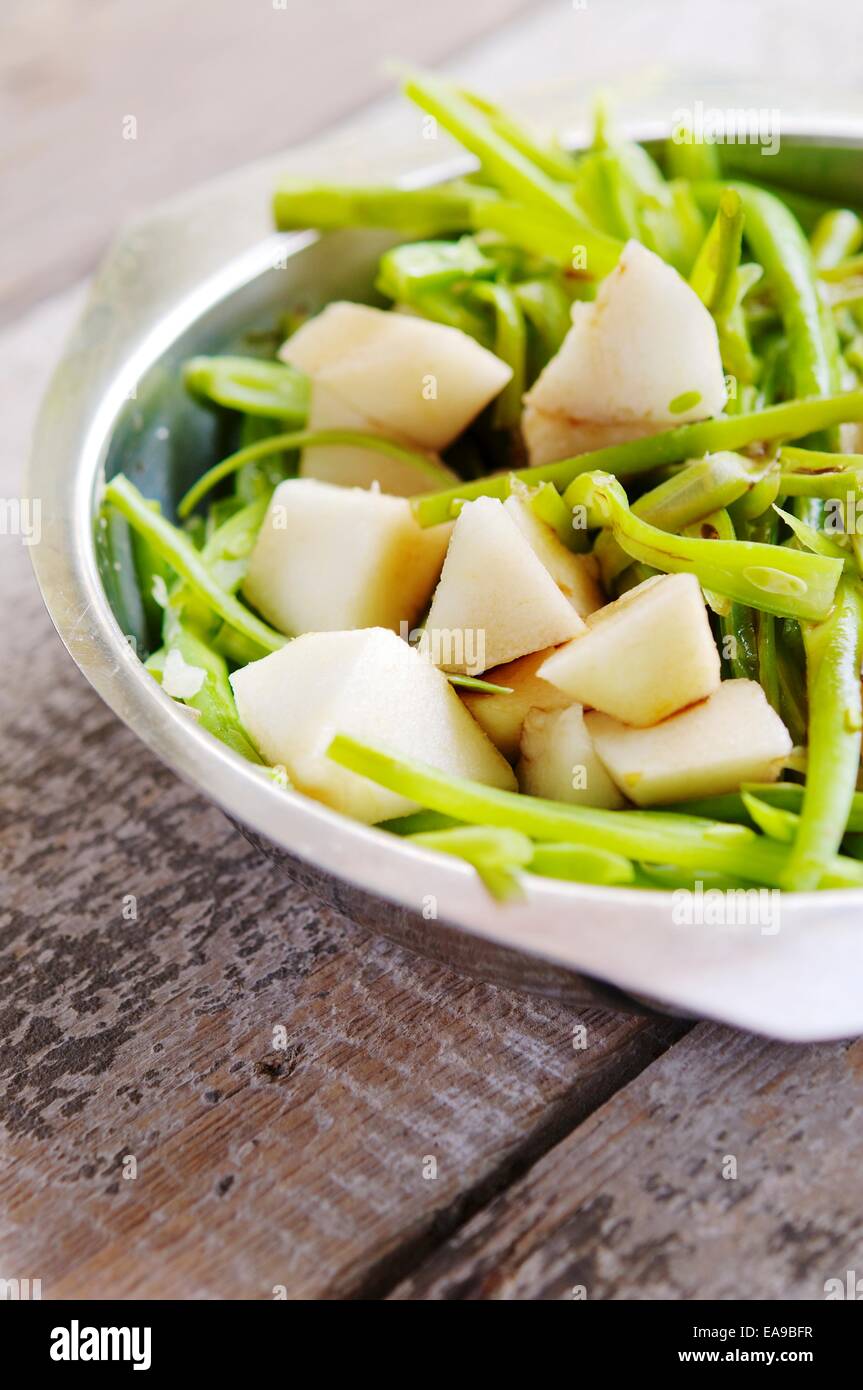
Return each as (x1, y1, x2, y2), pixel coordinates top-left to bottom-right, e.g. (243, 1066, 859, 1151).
(243, 478, 450, 636)
(522, 405, 666, 466)
(299, 380, 457, 497)
(503, 494, 605, 618)
(585, 679, 792, 806)
(280, 300, 512, 450)
(539, 573, 720, 726)
(517, 704, 626, 808)
(423, 497, 585, 673)
(460, 647, 573, 762)
(523, 240, 726, 467)
(231, 628, 515, 823)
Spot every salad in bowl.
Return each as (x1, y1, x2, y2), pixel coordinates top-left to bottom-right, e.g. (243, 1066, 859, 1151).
(99, 72, 863, 905)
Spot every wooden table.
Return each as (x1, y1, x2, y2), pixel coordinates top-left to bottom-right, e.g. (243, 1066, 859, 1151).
(2, 0, 863, 1302)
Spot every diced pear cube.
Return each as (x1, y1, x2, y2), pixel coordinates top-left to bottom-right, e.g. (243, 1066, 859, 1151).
(525, 240, 726, 431)
(585, 679, 792, 806)
(539, 573, 720, 726)
(299, 380, 456, 497)
(230, 627, 515, 823)
(424, 497, 585, 673)
(503, 494, 605, 618)
(460, 647, 573, 761)
(243, 478, 450, 636)
(518, 704, 626, 808)
(280, 301, 512, 450)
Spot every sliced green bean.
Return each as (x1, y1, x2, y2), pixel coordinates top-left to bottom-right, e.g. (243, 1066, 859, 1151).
(179, 429, 453, 518)
(412, 388, 863, 528)
(407, 825, 532, 900)
(183, 356, 309, 422)
(471, 282, 526, 429)
(402, 70, 622, 276)
(148, 615, 263, 763)
(811, 209, 863, 271)
(569, 471, 842, 621)
(594, 452, 770, 586)
(272, 179, 495, 234)
(104, 475, 287, 654)
(328, 734, 863, 888)
(782, 578, 863, 889)
(528, 842, 635, 886)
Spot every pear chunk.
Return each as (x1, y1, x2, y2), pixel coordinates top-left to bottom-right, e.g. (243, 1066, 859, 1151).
(299, 380, 456, 497)
(460, 647, 573, 761)
(585, 679, 792, 806)
(424, 497, 585, 673)
(518, 704, 626, 808)
(279, 300, 512, 450)
(523, 240, 726, 467)
(503, 494, 605, 618)
(243, 478, 450, 636)
(522, 405, 668, 467)
(539, 573, 720, 726)
(230, 628, 515, 823)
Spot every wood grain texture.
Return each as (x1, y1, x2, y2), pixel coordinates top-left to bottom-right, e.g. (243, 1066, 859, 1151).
(0, 295, 682, 1299)
(390, 1023, 863, 1300)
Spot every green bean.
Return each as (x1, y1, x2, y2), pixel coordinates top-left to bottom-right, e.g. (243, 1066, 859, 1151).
(98, 505, 150, 653)
(572, 148, 643, 241)
(272, 179, 495, 234)
(811, 210, 863, 271)
(327, 734, 863, 888)
(665, 133, 721, 183)
(739, 792, 799, 844)
(689, 189, 744, 317)
(782, 578, 863, 889)
(778, 445, 863, 498)
(200, 495, 271, 592)
(468, 198, 611, 273)
(376, 237, 494, 302)
(594, 452, 770, 586)
(183, 356, 309, 422)
(751, 511, 782, 714)
(402, 70, 622, 276)
(525, 479, 586, 552)
(695, 182, 841, 407)
(470, 282, 526, 429)
(407, 825, 532, 900)
(148, 615, 263, 763)
(514, 278, 572, 367)
(457, 86, 580, 183)
(720, 588, 759, 681)
(669, 781, 863, 834)
(773, 504, 851, 565)
(528, 842, 635, 886)
(179, 429, 453, 518)
(569, 471, 842, 621)
(776, 628, 809, 746)
(233, 414, 292, 502)
(379, 809, 461, 836)
(446, 674, 513, 695)
(104, 475, 287, 654)
(412, 388, 863, 528)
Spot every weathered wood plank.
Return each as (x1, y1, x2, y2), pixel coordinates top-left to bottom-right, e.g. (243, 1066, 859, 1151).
(389, 1023, 863, 1300)
(0, 296, 682, 1299)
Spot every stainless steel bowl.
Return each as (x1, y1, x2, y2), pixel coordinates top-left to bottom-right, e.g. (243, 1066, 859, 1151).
(28, 125, 863, 1040)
